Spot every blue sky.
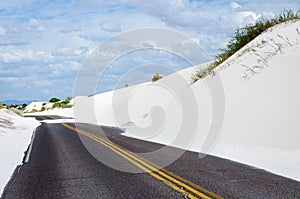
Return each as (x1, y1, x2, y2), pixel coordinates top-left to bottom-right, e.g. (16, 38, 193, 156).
(0, 0, 299, 101)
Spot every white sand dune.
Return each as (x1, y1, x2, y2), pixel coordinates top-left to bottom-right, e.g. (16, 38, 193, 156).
(25, 20, 300, 181)
(0, 109, 40, 195)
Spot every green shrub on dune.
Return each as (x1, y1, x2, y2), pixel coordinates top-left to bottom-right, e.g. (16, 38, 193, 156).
(191, 10, 299, 83)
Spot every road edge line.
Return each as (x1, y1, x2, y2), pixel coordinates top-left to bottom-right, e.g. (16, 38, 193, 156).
(23, 128, 37, 163)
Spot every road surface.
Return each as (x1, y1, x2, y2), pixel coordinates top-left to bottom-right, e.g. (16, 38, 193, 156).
(2, 116, 300, 198)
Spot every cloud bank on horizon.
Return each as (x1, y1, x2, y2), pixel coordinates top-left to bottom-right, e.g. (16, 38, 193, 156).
(0, 0, 299, 101)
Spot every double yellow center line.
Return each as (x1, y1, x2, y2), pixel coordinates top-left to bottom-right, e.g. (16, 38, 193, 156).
(59, 122, 222, 199)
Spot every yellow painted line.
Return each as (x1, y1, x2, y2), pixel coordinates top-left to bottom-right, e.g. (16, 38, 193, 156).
(61, 122, 218, 199)
(60, 123, 198, 199)
(96, 138, 216, 199)
(116, 145, 223, 199)
(47, 116, 221, 198)
(67, 125, 197, 199)
(56, 120, 222, 199)
(90, 135, 223, 199)
(159, 168, 223, 199)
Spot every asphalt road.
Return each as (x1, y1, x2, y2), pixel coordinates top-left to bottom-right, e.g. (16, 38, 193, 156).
(2, 116, 300, 198)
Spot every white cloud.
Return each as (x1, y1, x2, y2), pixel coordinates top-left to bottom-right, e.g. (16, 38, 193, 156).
(230, 2, 242, 10)
(0, 0, 299, 100)
(0, 77, 19, 83)
(56, 47, 88, 58)
(236, 11, 261, 24)
(141, 40, 158, 48)
(28, 18, 47, 32)
(33, 80, 53, 87)
(0, 27, 5, 35)
(1, 53, 22, 63)
(69, 61, 81, 70)
(101, 21, 121, 32)
(28, 18, 40, 26)
(0, 49, 54, 64)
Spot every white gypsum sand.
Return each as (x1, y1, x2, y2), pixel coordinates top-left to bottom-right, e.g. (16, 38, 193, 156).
(27, 20, 300, 181)
(0, 109, 40, 195)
